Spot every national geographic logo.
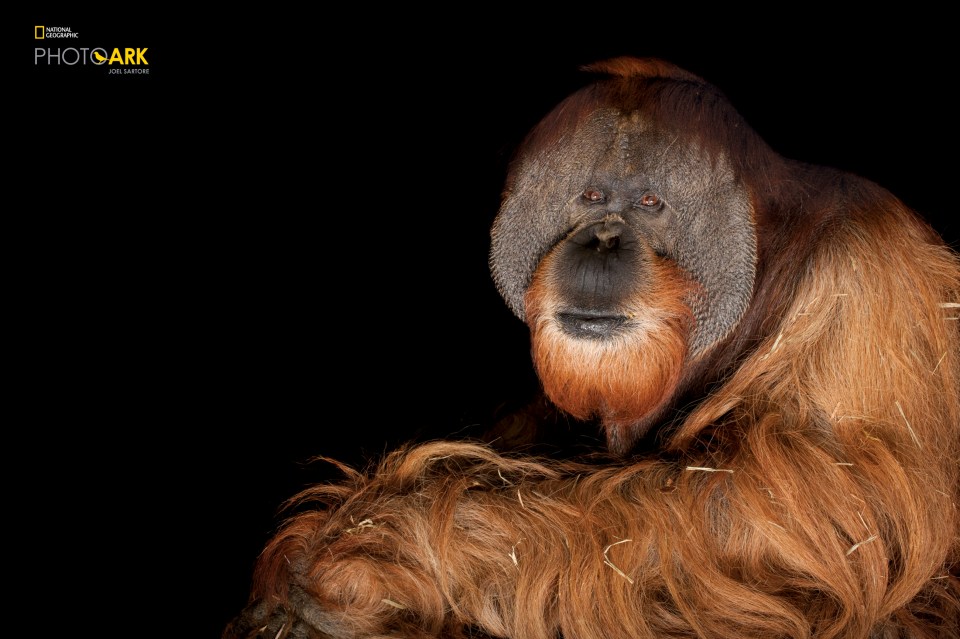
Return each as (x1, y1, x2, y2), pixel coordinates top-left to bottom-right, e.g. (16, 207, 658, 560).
(35, 25, 79, 39)
(34, 24, 150, 76)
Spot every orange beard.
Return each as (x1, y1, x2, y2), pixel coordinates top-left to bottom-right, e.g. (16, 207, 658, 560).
(524, 253, 694, 449)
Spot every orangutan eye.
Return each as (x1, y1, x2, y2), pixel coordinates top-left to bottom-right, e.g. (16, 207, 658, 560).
(639, 193, 661, 208)
(582, 188, 605, 202)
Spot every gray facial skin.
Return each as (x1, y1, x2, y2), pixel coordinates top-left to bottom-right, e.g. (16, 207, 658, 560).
(490, 107, 756, 360)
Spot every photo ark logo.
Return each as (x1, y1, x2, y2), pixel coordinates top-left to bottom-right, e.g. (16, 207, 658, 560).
(34, 23, 151, 76)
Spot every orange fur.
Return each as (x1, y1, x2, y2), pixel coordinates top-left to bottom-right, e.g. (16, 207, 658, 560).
(224, 64, 960, 638)
(224, 200, 960, 637)
(525, 247, 695, 449)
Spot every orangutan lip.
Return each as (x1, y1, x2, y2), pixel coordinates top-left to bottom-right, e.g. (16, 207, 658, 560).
(556, 311, 628, 339)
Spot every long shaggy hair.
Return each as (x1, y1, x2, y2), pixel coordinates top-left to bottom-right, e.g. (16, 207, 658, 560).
(224, 60, 960, 639)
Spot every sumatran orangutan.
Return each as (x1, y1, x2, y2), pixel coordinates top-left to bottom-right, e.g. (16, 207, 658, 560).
(224, 58, 960, 638)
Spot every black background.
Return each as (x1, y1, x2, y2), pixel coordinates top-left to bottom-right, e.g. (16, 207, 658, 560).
(24, 10, 957, 637)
